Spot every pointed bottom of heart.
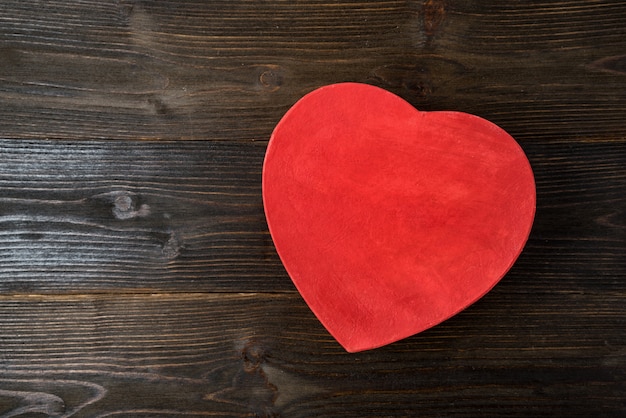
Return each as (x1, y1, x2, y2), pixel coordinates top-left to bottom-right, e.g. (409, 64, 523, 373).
(263, 83, 536, 352)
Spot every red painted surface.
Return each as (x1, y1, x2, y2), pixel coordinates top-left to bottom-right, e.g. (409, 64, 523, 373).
(263, 83, 536, 352)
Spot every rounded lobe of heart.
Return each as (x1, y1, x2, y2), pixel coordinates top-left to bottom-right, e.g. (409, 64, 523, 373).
(262, 83, 536, 352)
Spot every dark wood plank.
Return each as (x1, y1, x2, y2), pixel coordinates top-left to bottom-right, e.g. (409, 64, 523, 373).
(516, 140, 626, 291)
(0, 0, 624, 141)
(0, 139, 288, 293)
(0, 292, 622, 417)
(0, 139, 623, 294)
(0, 0, 624, 417)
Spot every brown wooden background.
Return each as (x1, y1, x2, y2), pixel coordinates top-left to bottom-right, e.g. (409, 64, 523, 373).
(0, 1, 624, 416)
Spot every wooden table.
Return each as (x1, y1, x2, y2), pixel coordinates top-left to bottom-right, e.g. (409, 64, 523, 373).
(0, 1, 624, 416)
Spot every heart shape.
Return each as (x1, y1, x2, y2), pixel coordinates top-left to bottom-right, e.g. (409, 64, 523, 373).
(263, 83, 535, 352)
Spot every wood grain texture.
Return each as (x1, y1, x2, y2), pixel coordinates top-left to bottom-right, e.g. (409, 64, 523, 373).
(0, 139, 622, 295)
(0, 292, 622, 417)
(0, 0, 624, 416)
(0, 140, 289, 293)
(0, 0, 624, 141)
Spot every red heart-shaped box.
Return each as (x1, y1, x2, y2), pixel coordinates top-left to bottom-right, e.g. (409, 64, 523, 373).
(263, 83, 535, 352)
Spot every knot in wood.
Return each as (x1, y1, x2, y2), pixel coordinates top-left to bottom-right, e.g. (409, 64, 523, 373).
(422, 0, 446, 37)
(162, 232, 181, 259)
(112, 192, 151, 220)
(259, 66, 283, 91)
(241, 340, 268, 372)
(114, 194, 133, 212)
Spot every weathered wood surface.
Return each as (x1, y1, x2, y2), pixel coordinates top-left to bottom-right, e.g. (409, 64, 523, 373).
(0, 291, 622, 417)
(1, 1, 625, 141)
(0, 0, 624, 416)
